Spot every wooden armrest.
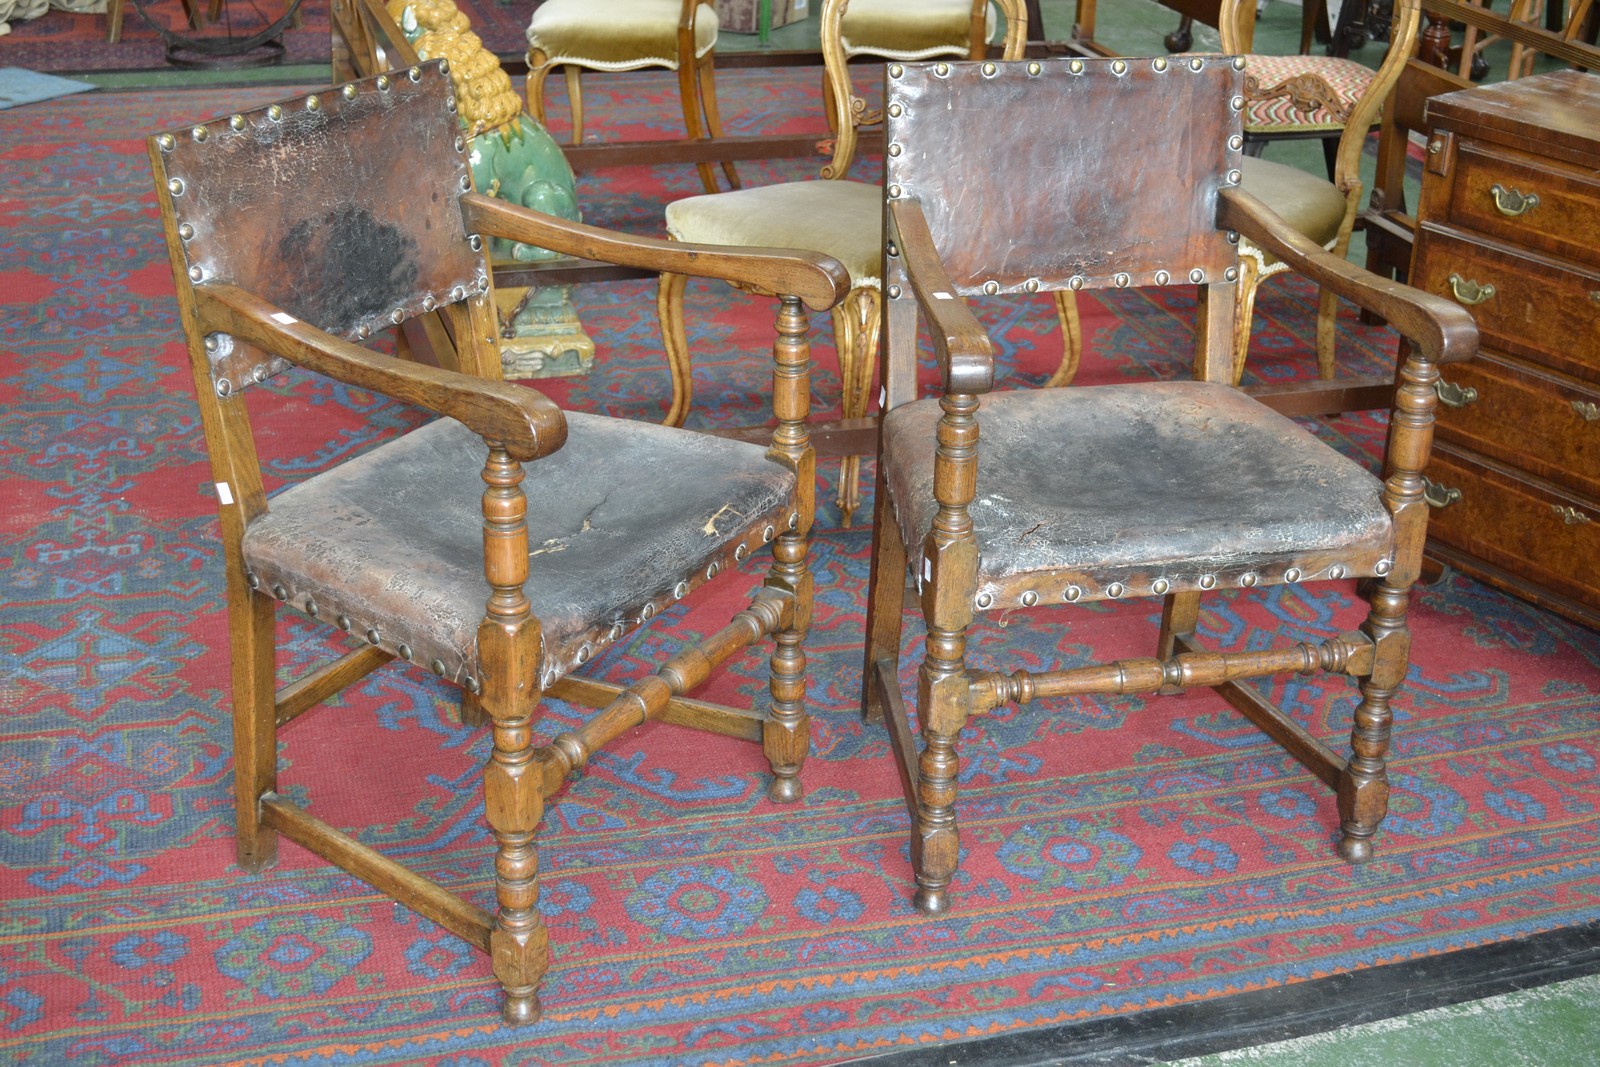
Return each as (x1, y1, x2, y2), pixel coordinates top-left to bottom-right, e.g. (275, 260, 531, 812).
(194, 283, 567, 463)
(462, 193, 851, 312)
(1219, 187, 1478, 367)
(888, 198, 995, 396)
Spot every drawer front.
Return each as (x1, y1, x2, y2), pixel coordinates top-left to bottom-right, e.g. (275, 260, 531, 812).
(1449, 142, 1600, 268)
(1432, 353, 1600, 500)
(1423, 445, 1600, 608)
(1413, 225, 1600, 382)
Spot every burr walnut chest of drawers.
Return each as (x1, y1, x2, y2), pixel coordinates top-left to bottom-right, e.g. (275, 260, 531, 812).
(1409, 70, 1600, 628)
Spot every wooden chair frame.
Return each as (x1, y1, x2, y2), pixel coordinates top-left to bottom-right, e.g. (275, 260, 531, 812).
(149, 64, 848, 1024)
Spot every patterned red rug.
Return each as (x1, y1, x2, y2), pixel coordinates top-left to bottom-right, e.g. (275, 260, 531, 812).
(0, 0, 530, 74)
(3, 70, 1600, 1066)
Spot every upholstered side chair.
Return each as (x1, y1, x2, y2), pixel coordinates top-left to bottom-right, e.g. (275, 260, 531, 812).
(1229, 0, 1421, 382)
(526, 0, 737, 193)
(658, 0, 1051, 526)
(149, 62, 847, 1024)
(862, 56, 1477, 914)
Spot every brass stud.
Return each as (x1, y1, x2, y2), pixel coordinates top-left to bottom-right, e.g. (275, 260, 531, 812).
(887, 103, 902, 118)
(789, 511, 800, 529)
(398, 643, 412, 660)
(1106, 582, 1125, 599)
(1241, 572, 1258, 587)
(390, 309, 405, 324)
(576, 644, 591, 665)
(408, 66, 422, 82)
(204, 334, 219, 352)
(608, 623, 623, 641)
(229, 114, 246, 131)
(1285, 567, 1302, 583)
(1114, 273, 1130, 288)
(188, 265, 203, 281)
(1024, 278, 1040, 293)
(934, 62, 950, 76)
(377, 75, 392, 92)
(356, 324, 371, 339)
(763, 524, 775, 542)
(1189, 268, 1205, 283)
(246, 572, 259, 588)
(1065, 585, 1082, 602)
(983, 280, 1000, 295)
(459, 173, 471, 191)
(465, 676, 480, 695)
(1224, 267, 1239, 282)
(1020, 591, 1038, 607)
(271, 584, 287, 600)
(1233, 56, 1247, 71)
(1069, 59, 1084, 74)
(251, 365, 267, 384)
(445, 96, 457, 113)
(167, 178, 185, 196)
(1153, 57, 1168, 72)
(1190, 57, 1204, 71)
(976, 593, 993, 609)
(156, 133, 176, 151)
(366, 628, 381, 645)
(1226, 230, 1240, 244)
(178, 223, 195, 241)
(887, 241, 899, 257)
(421, 294, 435, 312)
(1229, 134, 1244, 151)
(469, 235, 483, 251)
(215, 378, 231, 396)
(888, 143, 902, 157)
(982, 62, 997, 77)
(191, 126, 208, 143)
(342, 83, 358, 100)
(889, 63, 904, 78)
(305, 598, 318, 617)
(887, 284, 902, 299)
(1152, 578, 1170, 595)
(1111, 59, 1127, 75)
(1155, 270, 1170, 286)
(887, 184, 902, 199)
(305, 95, 321, 112)
(1374, 560, 1392, 576)
(641, 603, 655, 621)
(438, 58, 450, 75)
(431, 659, 446, 676)
(1027, 61, 1041, 76)
(1069, 276, 1084, 291)
(452, 285, 467, 302)
(1231, 95, 1245, 112)
(1199, 574, 1216, 590)
(734, 544, 748, 561)
(267, 104, 283, 122)
(1227, 169, 1242, 185)
(1329, 565, 1347, 580)
(706, 561, 720, 580)
(455, 136, 466, 153)
(337, 614, 352, 631)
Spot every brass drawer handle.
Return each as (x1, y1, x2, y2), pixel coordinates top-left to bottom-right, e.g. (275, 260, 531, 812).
(1550, 505, 1592, 527)
(1422, 477, 1463, 509)
(1434, 378, 1480, 408)
(1573, 400, 1600, 422)
(1448, 274, 1496, 306)
(1489, 183, 1540, 217)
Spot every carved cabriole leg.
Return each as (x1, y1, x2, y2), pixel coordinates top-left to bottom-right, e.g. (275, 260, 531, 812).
(675, 58, 719, 195)
(763, 294, 815, 803)
(912, 391, 981, 914)
(696, 53, 740, 190)
(477, 445, 549, 1025)
(657, 272, 693, 427)
(565, 66, 585, 147)
(233, 579, 279, 872)
(829, 286, 881, 526)
(1044, 290, 1083, 388)
(525, 51, 552, 129)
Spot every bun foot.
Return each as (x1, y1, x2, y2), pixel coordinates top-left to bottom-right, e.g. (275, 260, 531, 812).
(501, 991, 542, 1027)
(1338, 833, 1373, 865)
(913, 885, 948, 915)
(767, 774, 803, 804)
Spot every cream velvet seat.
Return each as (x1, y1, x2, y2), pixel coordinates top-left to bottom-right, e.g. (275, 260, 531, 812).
(526, 0, 735, 194)
(1227, 0, 1421, 382)
(659, 0, 1037, 525)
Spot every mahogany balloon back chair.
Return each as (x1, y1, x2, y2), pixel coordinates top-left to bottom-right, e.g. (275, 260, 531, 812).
(861, 56, 1478, 914)
(149, 61, 847, 1024)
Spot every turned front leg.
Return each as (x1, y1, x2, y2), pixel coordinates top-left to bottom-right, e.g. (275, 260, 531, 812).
(1339, 579, 1407, 863)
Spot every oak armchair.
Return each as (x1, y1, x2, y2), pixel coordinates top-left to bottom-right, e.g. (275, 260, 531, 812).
(862, 56, 1478, 914)
(149, 62, 847, 1024)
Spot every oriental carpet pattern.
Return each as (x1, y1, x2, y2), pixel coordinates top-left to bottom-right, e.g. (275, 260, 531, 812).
(3, 71, 1600, 1067)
